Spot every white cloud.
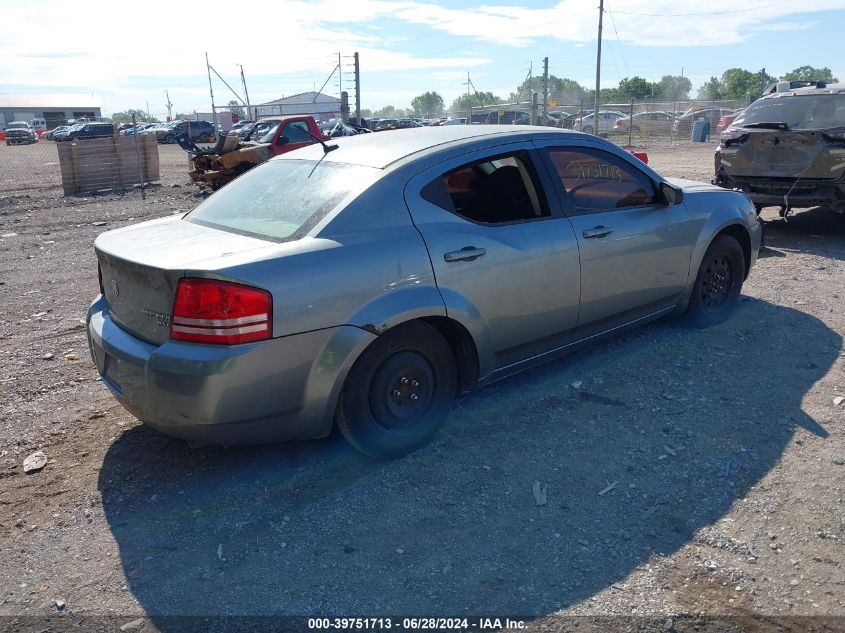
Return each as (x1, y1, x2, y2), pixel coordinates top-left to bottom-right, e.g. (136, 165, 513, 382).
(393, 0, 845, 47)
(1, 0, 843, 113)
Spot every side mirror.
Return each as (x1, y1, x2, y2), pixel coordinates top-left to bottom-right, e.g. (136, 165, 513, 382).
(659, 182, 684, 205)
(277, 136, 289, 146)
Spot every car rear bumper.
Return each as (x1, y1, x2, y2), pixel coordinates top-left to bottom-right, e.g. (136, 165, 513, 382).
(86, 295, 375, 445)
(715, 174, 845, 209)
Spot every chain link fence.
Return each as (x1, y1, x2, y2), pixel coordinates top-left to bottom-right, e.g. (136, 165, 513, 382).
(471, 97, 748, 144)
(0, 124, 197, 196)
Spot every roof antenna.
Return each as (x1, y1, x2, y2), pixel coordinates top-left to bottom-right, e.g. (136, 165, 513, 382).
(303, 128, 338, 154)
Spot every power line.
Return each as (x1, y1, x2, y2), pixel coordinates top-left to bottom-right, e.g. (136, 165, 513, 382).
(604, 0, 628, 78)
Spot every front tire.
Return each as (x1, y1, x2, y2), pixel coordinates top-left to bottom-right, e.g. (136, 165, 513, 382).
(687, 235, 745, 328)
(337, 321, 457, 459)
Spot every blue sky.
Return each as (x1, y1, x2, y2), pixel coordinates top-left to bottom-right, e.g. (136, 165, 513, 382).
(1, 0, 843, 117)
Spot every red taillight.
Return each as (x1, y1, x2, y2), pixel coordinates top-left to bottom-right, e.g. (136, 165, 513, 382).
(170, 278, 272, 345)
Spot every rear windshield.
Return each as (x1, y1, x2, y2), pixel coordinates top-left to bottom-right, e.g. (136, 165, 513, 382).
(185, 159, 377, 241)
(735, 93, 845, 130)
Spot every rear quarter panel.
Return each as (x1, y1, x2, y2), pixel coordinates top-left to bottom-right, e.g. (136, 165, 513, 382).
(204, 174, 445, 339)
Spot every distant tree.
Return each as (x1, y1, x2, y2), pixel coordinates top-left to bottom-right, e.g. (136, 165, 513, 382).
(617, 76, 653, 100)
(449, 92, 502, 116)
(410, 91, 445, 117)
(361, 108, 373, 118)
(655, 75, 692, 101)
(781, 65, 838, 83)
(227, 99, 245, 118)
(373, 105, 402, 118)
(600, 87, 622, 103)
(110, 108, 151, 124)
(511, 75, 586, 105)
(582, 86, 624, 105)
(697, 76, 724, 100)
(720, 68, 774, 100)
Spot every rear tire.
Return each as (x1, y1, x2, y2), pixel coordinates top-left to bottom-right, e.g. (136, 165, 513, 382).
(687, 235, 745, 328)
(337, 321, 456, 459)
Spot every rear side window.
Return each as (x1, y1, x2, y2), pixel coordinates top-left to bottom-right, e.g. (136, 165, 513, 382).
(546, 149, 655, 214)
(186, 159, 377, 241)
(422, 151, 547, 224)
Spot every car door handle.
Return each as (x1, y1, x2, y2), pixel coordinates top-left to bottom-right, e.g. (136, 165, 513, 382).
(444, 246, 487, 262)
(582, 226, 613, 239)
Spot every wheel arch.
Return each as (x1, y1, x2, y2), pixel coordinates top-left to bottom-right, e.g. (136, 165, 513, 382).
(418, 315, 480, 394)
(680, 216, 754, 312)
(716, 223, 752, 280)
(317, 314, 481, 438)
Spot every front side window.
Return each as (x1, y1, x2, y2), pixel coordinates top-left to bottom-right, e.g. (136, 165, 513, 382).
(546, 149, 655, 214)
(422, 151, 547, 224)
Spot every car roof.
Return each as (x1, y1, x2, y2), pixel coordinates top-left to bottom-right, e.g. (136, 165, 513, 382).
(275, 125, 610, 169)
(255, 115, 308, 123)
(762, 82, 845, 97)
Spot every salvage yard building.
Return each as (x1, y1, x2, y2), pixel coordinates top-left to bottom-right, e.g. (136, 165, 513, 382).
(0, 93, 102, 130)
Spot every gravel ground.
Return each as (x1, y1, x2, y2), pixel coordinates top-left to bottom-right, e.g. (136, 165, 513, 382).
(0, 140, 843, 633)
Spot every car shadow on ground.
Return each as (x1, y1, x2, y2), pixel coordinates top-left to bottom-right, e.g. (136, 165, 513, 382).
(760, 206, 845, 260)
(99, 297, 839, 628)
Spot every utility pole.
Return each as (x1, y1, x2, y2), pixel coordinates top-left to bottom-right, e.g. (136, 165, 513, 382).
(354, 52, 361, 125)
(594, 0, 604, 132)
(338, 52, 342, 98)
(466, 72, 471, 122)
(240, 65, 251, 120)
(205, 52, 216, 125)
(164, 89, 173, 122)
(542, 56, 549, 121)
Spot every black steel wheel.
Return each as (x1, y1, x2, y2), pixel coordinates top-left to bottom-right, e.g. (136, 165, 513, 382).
(337, 321, 457, 459)
(687, 235, 745, 328)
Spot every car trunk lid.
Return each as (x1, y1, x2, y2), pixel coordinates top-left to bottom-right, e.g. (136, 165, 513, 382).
(720, 128, 845, 180)
(95, 215, 278, 345)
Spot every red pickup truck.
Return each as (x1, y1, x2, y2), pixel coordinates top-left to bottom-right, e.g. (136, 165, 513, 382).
(190, 115, 323, 189)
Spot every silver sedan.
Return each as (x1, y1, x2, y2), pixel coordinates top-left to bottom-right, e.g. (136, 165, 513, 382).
(87, 126, 761, 458)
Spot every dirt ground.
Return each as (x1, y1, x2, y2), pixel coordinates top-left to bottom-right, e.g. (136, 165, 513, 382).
(0, 140, 843, 633)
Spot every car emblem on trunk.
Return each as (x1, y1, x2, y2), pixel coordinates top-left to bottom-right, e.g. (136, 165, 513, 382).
(110, 279, 119, 296)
